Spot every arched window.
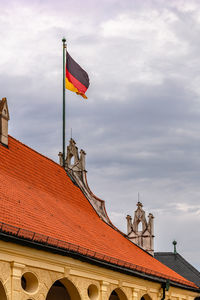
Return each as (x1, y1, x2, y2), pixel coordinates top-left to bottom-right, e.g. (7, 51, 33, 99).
(109, 288, 128, 300)
(70, 155, 75, 166)
(0, 281, 7, 300)
(141, 294, 152, 300)
(138, 221, 143, 232)
(46, 278, 81, 300)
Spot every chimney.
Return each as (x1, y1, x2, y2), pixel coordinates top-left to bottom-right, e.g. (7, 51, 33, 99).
(0, 98, 10, 146)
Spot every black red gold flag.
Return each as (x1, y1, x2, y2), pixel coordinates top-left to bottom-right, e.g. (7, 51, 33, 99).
(66, 52, 90, 99)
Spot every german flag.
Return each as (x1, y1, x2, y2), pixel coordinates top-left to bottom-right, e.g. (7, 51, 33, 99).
(66, 52, 89, 99)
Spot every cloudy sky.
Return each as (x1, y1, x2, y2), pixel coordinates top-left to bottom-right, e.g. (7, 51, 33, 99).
(0, 0, 200, 270)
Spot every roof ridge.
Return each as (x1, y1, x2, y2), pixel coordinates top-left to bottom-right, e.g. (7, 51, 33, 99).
(8, 135, 62, 169)
(177, 253, 200, 277)
(155, 252, 174, 255)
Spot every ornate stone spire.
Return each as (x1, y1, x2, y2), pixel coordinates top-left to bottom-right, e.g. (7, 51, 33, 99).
(0, 97, 10, 146)
(126, 202, 154, 255)
(65, 138, 86, 181)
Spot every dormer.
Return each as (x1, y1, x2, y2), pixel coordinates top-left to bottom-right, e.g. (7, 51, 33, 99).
(0, 98, 10, 146)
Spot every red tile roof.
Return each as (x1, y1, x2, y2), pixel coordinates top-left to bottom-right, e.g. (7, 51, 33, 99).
(0, 136, 197, 288)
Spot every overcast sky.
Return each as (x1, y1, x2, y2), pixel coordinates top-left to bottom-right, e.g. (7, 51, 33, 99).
(0, 0, 200, 270)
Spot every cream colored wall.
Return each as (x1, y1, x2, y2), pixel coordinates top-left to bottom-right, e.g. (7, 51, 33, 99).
(0, 240, 198, 300)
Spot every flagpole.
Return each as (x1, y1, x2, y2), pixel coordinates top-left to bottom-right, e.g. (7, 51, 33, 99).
(62, 37, 66, 168)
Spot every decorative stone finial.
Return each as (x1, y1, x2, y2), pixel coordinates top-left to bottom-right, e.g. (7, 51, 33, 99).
(137, 201, 143, 208)
(58, 152, 63, 166)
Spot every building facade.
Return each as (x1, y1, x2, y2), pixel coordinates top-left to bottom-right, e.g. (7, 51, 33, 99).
(0, 240, 199, 300)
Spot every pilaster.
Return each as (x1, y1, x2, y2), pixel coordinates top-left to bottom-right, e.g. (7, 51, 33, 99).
(132, 288, 140, 300)
(11, 262, 25, 300)
(100, 281, 110, 300)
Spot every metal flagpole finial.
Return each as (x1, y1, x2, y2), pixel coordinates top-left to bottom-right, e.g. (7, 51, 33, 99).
(62, 37, 66, 43)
